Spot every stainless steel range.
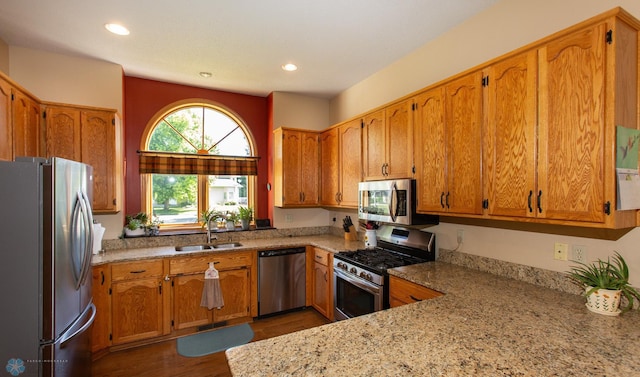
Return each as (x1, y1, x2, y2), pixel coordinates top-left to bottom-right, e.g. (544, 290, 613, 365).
(333, 225, 435, 321)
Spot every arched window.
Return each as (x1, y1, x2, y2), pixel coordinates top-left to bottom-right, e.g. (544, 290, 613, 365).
(139, 101, 257, 229)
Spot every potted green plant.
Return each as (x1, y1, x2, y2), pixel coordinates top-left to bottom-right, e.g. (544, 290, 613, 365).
(238, 206, 253, 230)
(225, 211, 239, 231)
(124, 212, 148, 237)
(567, 251, 640, 315)
(145, 215, 163, 236)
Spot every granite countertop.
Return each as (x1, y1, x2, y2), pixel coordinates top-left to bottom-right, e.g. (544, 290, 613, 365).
(91, 234, 363, 265)
(226, 262, 640, 376)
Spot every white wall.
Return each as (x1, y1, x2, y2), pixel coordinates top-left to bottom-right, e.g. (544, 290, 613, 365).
(9, 46, 124, 239)
(272, 91, 330, 131)
(329, 0, 640, 285)
(0, 39, 8, 74)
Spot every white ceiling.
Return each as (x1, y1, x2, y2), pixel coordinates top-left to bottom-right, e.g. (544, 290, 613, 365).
(0, 0, 498, 98)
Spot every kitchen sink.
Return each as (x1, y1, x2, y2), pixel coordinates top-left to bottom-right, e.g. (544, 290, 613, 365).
(175, 244, 213, 252)
(212, 242, 243, 249)
(174, 242, 243, 252)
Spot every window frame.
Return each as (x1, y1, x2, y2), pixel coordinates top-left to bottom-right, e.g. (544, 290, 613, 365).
(139, 99, 257, 231)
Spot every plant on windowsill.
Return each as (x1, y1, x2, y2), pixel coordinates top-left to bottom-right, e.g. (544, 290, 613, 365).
(238, 206, 253, 230)
(566, 251, 640, 316)
(225, 211, 239, 231)
(124, 212, 148, 237)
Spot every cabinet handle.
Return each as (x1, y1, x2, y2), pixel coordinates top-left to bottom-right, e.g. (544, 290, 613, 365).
(335, 193, 340, 203)
(440, 192, 445, 209)
(409, 295, 422, 302)
(100, 271, 105, 285)
(315, 255, 322, 260)
(324, 271, 328, 282)
(381, 164, 385, 176)
(158, 283, 162, 295)
(130, 270, 146, 274)
(164, 274, 171, 281)
(445, 192, 450, 209)
(537, 190, 543, 213)
(527, 190, 533, 213)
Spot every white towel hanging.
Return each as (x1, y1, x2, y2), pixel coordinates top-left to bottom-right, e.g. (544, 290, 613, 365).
(201, 262, 224, 310)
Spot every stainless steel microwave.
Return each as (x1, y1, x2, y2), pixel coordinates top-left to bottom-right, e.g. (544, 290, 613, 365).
(358, 179, 439, 226)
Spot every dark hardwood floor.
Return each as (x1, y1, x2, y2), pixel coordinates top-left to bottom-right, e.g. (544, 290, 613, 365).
(92, 308, 331, 377)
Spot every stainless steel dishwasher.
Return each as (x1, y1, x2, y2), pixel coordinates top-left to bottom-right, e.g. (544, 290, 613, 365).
(258, 247, 306, 317)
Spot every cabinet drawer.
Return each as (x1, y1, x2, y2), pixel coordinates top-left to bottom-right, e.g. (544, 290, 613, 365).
(170, 251, 253, 275)
(111, 260, 163, 281)
(389, 275, 442, 307)
(313, 248, 330, 266)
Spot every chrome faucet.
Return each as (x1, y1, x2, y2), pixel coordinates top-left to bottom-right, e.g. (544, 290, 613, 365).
(206, 221, 217, 244)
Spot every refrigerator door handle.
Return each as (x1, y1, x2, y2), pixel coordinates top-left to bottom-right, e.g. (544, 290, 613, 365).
(70, 191, 94, 289)
(79, 191, 94, 286)
(59, 303, 96, 348)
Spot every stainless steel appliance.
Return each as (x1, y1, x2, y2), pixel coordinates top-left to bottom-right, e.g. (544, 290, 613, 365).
(258, 247, 306, 316)
(358, 179, 439, 226)
(334, 225, 435, 321)
(0, 157, 95, 377)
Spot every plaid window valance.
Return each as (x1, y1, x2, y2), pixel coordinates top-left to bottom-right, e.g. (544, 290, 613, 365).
(138, 151, 259, 175)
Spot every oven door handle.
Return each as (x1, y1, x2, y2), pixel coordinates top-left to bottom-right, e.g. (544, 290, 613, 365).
(334, 268, 382, 294)
(389, 181, 398, 223)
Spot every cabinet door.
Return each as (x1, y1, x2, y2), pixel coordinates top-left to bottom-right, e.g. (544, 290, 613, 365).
(111, 277, 164, 344)
(339, 119, 362, 207)
(414, 87, 447, 213)
(81, 110, 117, 212)
(484, 50, 538, 218)
(173, 274, 213, 330)
(389, 276, 442, 308)
(319, 128, 339, 206)
(91, 265, 111, 353)
(280, 130, 302, 205)
(214, 268, 250, 322)
(445, 71, 484, 215)
(45, 106, 81, 161)
(362, 110, 386, 180)
(300, 131, 319, 205)
(0, 79, 11, 161)
(385, 100, 413, 179)
(12, 90, 41, 158)
(538, 23, 607, 223)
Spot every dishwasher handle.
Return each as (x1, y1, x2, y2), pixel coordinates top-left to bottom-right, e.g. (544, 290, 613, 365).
(258, 247, 306, 258)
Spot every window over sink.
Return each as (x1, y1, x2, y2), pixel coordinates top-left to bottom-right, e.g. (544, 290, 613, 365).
(139, 100, 257, 229)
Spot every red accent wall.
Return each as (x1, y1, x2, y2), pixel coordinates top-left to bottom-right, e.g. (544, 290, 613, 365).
(123, 76, 269, 221)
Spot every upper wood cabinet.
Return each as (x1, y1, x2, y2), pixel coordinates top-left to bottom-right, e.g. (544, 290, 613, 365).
(44, 104, 122, 213)
(0, 78, 37, 161)
(274, 127, 319, 207)
(415, 72, 483, 215)
(363, 100, 414, 180)
(483, 50, 538, 218)
(319, 119, 362, 208)
(12, 89, 42, 158)
(0, 78, 13, 161)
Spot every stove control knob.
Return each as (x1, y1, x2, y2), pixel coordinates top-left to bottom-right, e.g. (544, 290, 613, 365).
(336, 262, 346, 270)
(349, 267, 357, 274)
(359, 272, 372, 281)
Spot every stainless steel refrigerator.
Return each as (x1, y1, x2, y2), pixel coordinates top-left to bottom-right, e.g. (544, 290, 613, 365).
(0, 157, 95, 377)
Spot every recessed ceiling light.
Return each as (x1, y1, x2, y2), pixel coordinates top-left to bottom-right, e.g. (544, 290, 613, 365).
(105, 23, 130, 36)
(282, 63, 298, 72)
(199, 72, 212, 78)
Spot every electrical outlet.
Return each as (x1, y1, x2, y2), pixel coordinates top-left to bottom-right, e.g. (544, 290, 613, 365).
(572, 245, 587, 263)
(457, 229, 464, 244)
(554, 242, 568, 261)
(285, 214, 293, 223)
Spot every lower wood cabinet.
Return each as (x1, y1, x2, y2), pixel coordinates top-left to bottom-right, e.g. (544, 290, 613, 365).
(90, 250, 258, 353)
(91, 265, 111, 353)
(310, 247, 334, 320)
(110, 260, 167, 345)
(389, 275, 442, 308)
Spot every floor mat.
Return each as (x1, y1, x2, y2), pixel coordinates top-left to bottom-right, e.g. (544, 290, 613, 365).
(176, 323, 254, 357)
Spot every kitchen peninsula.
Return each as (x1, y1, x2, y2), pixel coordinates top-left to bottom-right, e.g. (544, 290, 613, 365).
(226, 261, 640, 376)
